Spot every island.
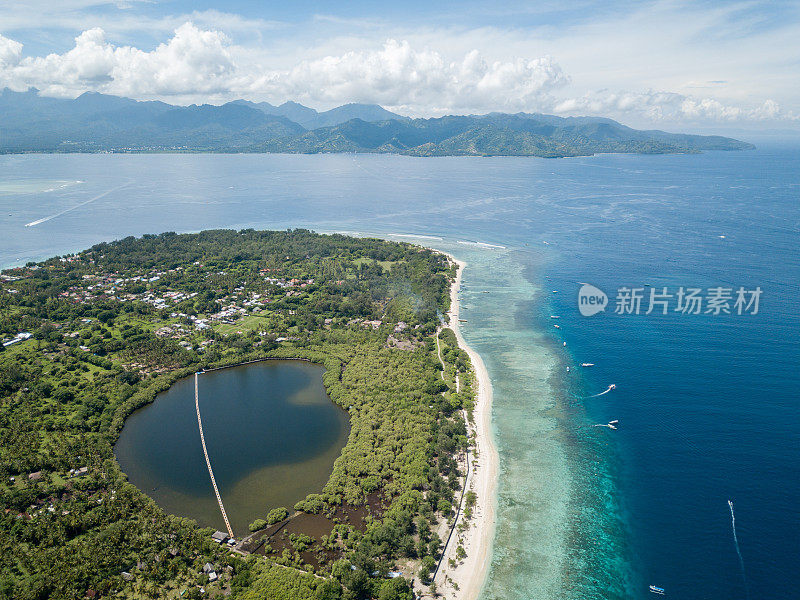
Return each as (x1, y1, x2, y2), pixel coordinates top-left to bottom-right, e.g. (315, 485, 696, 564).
(0, 89, 753, 157)
(0, 229, 495, 600)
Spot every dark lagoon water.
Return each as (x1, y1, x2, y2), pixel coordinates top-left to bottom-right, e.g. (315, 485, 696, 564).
(2, 145, 798, 599)
(114, 361, 350, 535)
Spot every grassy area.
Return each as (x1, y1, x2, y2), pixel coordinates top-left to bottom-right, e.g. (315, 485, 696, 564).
(214, 312, 271, 336)
(352, 257, 399, 272)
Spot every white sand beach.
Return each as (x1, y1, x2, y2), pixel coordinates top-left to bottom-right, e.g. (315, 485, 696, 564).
(431, 256, 499, 600)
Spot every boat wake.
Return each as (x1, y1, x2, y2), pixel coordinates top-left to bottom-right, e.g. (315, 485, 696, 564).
(577, 384, 617, 399)
(728, 499, 750, 599)
(593, 419, 618, 430)
(25, 183, 131, 227)
(42, 180, 83, 193)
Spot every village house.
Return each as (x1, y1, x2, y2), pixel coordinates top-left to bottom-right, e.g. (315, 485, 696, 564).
(68, 466, 89, 478)
(202, 562, 219, 581)
(210, 531, 228, 544)
(2, 331, 32, 347)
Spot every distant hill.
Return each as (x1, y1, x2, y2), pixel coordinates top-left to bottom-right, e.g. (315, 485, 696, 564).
(232, 99, 404, 128)
(0, 90, 303, 152)
(0, 88, 754, 156)
(262, 114, 753, 156)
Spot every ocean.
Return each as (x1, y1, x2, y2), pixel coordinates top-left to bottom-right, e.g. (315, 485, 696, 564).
(1, 146, 798, 599)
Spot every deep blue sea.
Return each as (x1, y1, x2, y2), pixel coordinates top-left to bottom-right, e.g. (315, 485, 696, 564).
(1, 146, 798, 599)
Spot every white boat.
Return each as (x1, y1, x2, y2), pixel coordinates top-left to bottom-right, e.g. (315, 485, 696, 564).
(550, 315, 560, 319)
(581, 363, 594, 367)
(553, 324, 560, 329)
(649, 585, 665, 595)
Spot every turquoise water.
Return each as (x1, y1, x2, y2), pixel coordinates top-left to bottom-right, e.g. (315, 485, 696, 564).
(2, 147, 798, 598)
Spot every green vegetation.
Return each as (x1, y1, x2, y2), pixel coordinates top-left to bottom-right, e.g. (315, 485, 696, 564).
(234, 562, 319, 600)
(0, 90, 753, 156)
(436, 328, 476, 420)
(264, 114, 753, 157)
(266, 507, 289, 525)
(0, 229, 476, 599)
(249, 519, 267, 532)
(463, 490, 477, 521)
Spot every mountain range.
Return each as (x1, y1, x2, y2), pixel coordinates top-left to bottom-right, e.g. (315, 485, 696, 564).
(0, 88, 754, 156)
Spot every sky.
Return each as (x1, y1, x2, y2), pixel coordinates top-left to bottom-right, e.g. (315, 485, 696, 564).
(1, 0, 799, 132)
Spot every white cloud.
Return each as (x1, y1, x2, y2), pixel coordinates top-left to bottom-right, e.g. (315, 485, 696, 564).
(0, 28, 570, 110)
(2, 23, 236, 98)
(0, 33, 22, 69)
(0, 23, 795, 126)
(552, 90, 796, 124)
(261, 40, 569, 112)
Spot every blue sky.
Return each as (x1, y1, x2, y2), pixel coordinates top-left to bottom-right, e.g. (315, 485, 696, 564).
(1, 1, 798, 130)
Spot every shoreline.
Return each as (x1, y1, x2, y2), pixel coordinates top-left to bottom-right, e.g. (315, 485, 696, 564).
(432, 254, 499, 600)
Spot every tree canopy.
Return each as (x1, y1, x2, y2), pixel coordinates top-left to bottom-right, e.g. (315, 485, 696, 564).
(0, 229, 473, 599)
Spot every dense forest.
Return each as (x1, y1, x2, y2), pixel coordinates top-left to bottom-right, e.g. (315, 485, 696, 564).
(0, 230, 475, 599)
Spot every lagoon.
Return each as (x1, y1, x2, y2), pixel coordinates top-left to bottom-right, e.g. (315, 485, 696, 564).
(114, 360, 350, 535)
